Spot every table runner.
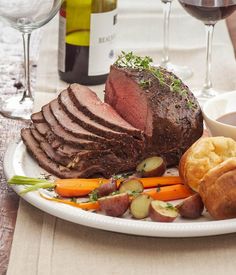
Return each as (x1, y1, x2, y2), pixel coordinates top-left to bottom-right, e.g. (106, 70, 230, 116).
(6, 1, 236, 274)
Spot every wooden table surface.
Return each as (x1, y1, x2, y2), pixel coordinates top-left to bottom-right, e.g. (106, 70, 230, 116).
(0, 14, 236, 275)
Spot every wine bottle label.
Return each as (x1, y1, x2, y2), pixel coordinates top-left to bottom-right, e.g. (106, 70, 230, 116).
(58, 8, 66, 72)
(88, 9, 117, 76)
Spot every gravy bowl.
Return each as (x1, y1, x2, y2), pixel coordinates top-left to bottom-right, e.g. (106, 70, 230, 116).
(203, 91, 236, 140)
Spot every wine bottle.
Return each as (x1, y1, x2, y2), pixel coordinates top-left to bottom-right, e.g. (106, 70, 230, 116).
(58, 0, 117, 85)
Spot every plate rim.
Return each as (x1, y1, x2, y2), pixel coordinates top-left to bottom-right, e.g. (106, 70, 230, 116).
(4, 140, 236, 238)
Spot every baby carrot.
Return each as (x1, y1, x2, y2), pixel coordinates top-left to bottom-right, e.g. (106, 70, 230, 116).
(138, 176, 182, 189)
(144, 184, 193, 201)
(55, 179, 102, 197)
(9, 175, 183, 197)
(54, 176, 182, 197)
(40, 184, 192, 211)
(40, 193, 100, 210)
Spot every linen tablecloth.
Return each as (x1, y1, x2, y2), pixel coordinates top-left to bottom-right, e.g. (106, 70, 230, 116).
(6, 1, 236, 274)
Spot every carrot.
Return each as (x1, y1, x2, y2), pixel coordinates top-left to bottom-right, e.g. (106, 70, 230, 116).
(144, 184, 193, 201)
(55, 179, 103, 197)
(40, 193, 100, 210)
(9, 175, 183, 197)
(55, 176, 182, 197)
(138, 176, 182, 189)
(39, 184, 192, 211)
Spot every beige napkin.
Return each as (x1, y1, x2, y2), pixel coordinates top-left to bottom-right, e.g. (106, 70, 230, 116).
(7, 1, 236, 274)
(7, 200, 236, 275)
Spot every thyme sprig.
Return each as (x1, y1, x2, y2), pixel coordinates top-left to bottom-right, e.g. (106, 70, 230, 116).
(115, 52, 196, 109)
(115, 51, 152, 69)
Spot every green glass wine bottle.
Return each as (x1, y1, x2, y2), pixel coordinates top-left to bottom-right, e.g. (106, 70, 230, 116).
(58, 0, 117, 85)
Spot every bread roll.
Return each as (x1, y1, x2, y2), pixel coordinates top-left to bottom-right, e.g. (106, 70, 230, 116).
(199, 158, 236, 220)
(179, 137, 236, 192)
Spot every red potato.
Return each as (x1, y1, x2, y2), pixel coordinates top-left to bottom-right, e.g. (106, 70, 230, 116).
(136, 156, 166, 177)
(119, 178, 144, 194)
(95, 178, 117, 197)
(130, 194, 153, 219)
(176, 193, 204, 219)
(149, 200, 178, 222)
(98, 193, 130, 217)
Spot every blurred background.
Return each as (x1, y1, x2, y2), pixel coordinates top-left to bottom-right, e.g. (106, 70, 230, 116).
(0, 0, 235, 103)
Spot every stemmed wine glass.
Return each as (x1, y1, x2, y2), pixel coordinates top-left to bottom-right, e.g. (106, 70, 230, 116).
(178, 0, 236, 100)
(0, 0, 63, 120)
(160, 0, 193, 80)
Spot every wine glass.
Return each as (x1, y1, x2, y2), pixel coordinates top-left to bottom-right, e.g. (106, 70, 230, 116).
(0, 0, 63, 120)
(178, 0, 236, 100)
(160, 0, 193, 80)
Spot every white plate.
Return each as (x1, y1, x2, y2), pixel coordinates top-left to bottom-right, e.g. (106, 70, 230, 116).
(4, 141, 236, 238)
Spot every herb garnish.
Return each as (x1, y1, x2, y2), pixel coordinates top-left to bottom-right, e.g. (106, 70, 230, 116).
(115, 51, 152, 69)
(166, 202, 176, 210)
(89, 189, 99, 202)
(126, 190, 141, 197)
(110, 190, 120, 196)
(115, 51, 196, 109)
(112, 172, 134, 180)
(139, 79, 151, 89)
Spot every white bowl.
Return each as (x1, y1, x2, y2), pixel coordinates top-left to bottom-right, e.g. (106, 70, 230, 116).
(203, 91, 236, 140)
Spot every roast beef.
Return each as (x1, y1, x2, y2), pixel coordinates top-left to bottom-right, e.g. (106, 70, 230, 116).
(21, 128, 108, 178)
(48, 101, 106, 142)
(105, 65, 203, 166)
(22, 54, 203, 179)
(22, 128, 138, 178)
(68, 84, 143, 140)
(31, 112, 44, 123)
(33, 118, 106, 150)
(42, 104, 105, 147)
(58, 89, 144, 156)
(31, 126, 124, 169)
(59, 89, 135, 140)
(50, 99, 142, 158)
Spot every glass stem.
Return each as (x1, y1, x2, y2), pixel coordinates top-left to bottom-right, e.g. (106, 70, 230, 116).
(21, 32, 33, 102)
(162, 1, 172, 65)
(203, 24, 215, 92)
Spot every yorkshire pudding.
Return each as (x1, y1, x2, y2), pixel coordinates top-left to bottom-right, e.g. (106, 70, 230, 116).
(179, 137, 236, 192)
(199, 158, 236, 220)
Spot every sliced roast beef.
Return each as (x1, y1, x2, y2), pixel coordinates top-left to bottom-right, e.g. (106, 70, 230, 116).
(22, 128, 137, 178)
(50, 96, 129, 140)
(33, 117, 105, 150)
(30, 128, 72, 166)
(42, 104, 105, 147)
(21, 128, 108, 178)
(31, 112, 44, 123)
(49, 100, 108, 142)
(30, 127, 45, 143)
(105, 65, 203, 166)
(68, 84, 143, 140)
(31, 126, 123, 169)
(59, 89, 135, 141)
(49, 99, 140, 158)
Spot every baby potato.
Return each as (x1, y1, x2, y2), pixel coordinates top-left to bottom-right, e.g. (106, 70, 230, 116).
(96, 178, 117, 197)
(176, 193, 204, 219)
(130, 194, 153, 219)
(119, 178, 144, 194)
(149, 200, 178, 222)
(98, 193, 129, 217)
(136, 156, 166, 177)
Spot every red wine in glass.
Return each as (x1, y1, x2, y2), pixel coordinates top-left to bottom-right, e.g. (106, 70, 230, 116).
(178, 0, 236, 100)
(179, 0, 236, 23)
